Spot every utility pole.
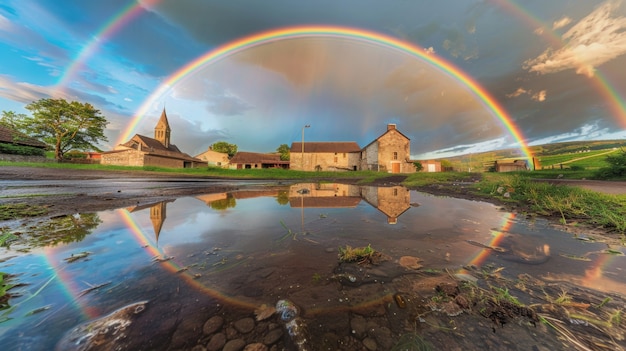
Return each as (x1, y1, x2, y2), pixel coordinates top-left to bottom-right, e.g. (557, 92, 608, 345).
(301, 124, 310, 170)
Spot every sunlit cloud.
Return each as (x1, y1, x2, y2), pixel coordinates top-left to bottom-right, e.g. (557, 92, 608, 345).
(552, 16, 572, 29)
(532, 90, 547, 101)
(525, 0, 626, 77)
(506, 87, 528, 98)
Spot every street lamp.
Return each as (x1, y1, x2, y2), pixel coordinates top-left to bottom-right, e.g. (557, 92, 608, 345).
(302, 124, 310, 170)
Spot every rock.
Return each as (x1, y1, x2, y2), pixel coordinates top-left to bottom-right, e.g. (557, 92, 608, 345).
(244, 343, 268, 351)
(263, 328, 283, 345)
(56, 300, 148, 351)
(223, 338, 246, 351)
(363, 337, 377, 351)
(206, 333, 226, 351)
(370, 326, 393, 350)
(203, 316, 224, 335)
(191, 345, 207, 351)
(350, 315, 367, 339)
(399, 256, 423, 270)
(234, 317, 255, 334)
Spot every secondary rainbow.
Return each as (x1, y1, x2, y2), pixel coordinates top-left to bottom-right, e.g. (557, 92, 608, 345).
(121, 25, 534, 162)
(55, 0, 162, 93)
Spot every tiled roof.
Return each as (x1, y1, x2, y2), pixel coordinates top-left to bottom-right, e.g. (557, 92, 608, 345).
(0, 125, 48, 148)
(108, 134, 202, 162)
(290, 142, 361, 153)
(230, 151, 288, 164)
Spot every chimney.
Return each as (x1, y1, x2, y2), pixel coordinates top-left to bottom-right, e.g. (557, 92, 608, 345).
(387, 124, 397, 131)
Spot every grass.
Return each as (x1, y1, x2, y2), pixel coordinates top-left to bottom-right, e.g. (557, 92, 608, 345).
(474, 173, 626, 232)
(0, 203, 48, 220)
(338, 244, 376, 263)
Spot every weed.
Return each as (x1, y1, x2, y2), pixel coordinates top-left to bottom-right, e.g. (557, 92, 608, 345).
(338, 244, 375, 263)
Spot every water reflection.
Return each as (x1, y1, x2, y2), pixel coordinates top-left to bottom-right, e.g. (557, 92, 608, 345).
(1, 183, 625, 351)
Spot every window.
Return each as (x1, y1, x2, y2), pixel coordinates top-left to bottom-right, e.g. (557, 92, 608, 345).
(343, 153, 346, 158)
(334, 156, 338, 163)
(393, 152, 398, 160)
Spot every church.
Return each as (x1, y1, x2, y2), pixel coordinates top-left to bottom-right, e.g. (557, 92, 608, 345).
(101, 109, 206, 168)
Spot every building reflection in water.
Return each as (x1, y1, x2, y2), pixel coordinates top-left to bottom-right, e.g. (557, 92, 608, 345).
(126, 200, 173, 243)
(288, 183, 411, 224)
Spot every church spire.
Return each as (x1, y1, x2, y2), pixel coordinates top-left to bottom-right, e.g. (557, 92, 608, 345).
(154, 108, 171, 148)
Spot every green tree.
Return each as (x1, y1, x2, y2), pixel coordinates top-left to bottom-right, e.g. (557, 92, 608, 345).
(413, 161, 423, 172)
(24, 98, 108, 160)
(211, 141, 238, 158)
(0, 111, 28, 132)
(277, 143, 290, 161)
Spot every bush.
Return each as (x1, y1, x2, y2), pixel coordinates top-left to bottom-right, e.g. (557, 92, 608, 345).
(594, 150, 626, 179)
(0, 143, 45, 156)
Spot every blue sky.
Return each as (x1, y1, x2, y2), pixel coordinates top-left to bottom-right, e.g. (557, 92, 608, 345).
(1, 0, 625, 158)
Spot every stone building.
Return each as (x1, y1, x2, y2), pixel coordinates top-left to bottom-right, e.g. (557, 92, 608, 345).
(101, 109, 206, 168)
(289, 142, 361, 171)
(194, 147, 230, 168)
(360, 124, 415, 173)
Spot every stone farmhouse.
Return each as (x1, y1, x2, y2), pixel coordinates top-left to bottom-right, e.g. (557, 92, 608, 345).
(194, 147, 230, 168)
(101, 109, 206, 168)
(290, 124, 437, 173)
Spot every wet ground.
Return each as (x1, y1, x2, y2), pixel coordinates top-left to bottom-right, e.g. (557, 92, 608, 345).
(1, 180, 625, 351)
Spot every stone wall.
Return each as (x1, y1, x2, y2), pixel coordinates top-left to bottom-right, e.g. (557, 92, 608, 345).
(0, 154, 51, 163)
(292, 152, 360, 171)
(144, 155, 183, 168)
(101, 150, 145, 167)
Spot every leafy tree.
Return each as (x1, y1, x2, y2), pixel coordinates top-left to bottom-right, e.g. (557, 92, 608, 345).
(211, 141, 238, 158)
(413, 161, 423, 172)
(0, 111, 28, 132)
(24, 98, 108, 160)
(277, 143, 290, 161)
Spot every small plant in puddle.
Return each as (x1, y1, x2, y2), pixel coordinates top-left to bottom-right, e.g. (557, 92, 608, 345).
(0, 272, 16, 311)
(491, 286, 522, 306)
(311, 273, 322, 283)
(338, 244, 375, 263)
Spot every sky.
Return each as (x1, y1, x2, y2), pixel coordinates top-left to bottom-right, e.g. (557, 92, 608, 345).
(1, 0, 626, 159)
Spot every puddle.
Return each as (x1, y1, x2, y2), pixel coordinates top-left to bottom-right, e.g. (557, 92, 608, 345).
(1, 183, 625, 350)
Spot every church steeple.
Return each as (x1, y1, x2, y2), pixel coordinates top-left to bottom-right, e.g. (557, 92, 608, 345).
(154, 108, 171, 148)
(150, 202, 167, 243)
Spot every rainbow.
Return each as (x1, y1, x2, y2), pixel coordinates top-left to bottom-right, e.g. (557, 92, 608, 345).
(461, 212, 516, 270)
(120, 25, 535, 163)
(490, 0, 626, 128)
(54, 0, 162, 93)
(119, 210, 258, 309)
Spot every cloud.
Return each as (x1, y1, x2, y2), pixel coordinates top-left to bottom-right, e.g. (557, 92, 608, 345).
(552, 16, 572, 29)
(532, 90, 547, 102)
(505, 87, 546, 101)
(525, 0, 626, 77)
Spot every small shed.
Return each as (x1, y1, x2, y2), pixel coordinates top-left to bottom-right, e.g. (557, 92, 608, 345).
(229, 151, 289, 169)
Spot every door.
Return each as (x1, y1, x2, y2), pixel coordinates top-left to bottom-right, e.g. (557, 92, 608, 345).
(427, 163, 436, 172)
(392, 162, 400, 173)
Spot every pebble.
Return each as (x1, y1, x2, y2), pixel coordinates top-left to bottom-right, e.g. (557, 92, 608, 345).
(363, 337, 377, 351)
(243, 343, 268, 351)
(203, 316, 224, 335)
(206, 333, 226, 351)
(350, 315, 367, 339)
(234, 317, 256, 334)
(223, 338, 246, 351)
(263, 328, 284, 345)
